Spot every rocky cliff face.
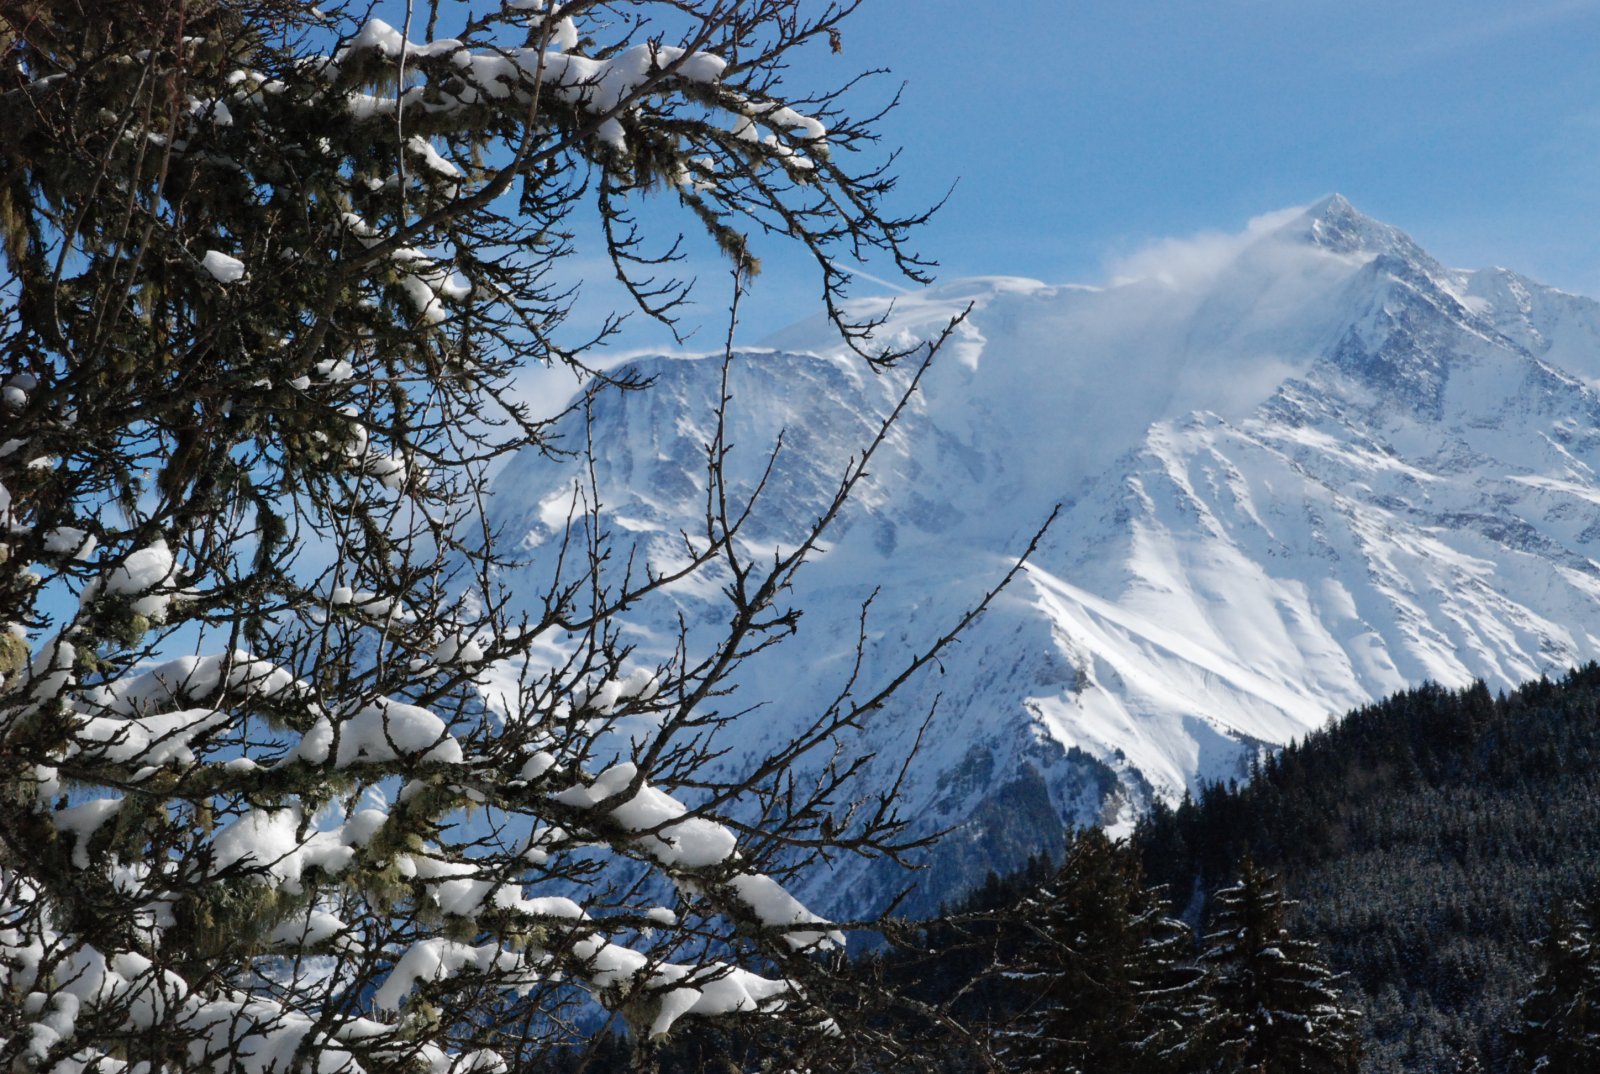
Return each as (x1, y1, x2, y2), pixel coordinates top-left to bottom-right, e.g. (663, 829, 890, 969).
(484, 196, 1600, 914)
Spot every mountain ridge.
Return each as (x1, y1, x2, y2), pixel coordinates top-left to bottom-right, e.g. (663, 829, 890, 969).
(484, 197, 1600, 914)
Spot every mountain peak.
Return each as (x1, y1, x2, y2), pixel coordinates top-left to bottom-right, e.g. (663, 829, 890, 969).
(1306, 192, 1356, 218)
(1285, 193, 1426, 263)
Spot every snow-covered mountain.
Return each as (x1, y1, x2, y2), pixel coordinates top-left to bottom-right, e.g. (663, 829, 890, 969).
(485, 195, 1600, 914)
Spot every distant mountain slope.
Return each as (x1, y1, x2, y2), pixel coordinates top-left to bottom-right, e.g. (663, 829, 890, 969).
(484, 196, 1600, 914)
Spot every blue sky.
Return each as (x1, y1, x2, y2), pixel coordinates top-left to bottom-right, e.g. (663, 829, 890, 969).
(695, 0, 1600, 342)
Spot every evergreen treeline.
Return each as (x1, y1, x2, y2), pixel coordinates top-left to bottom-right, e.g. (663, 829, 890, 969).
(1136, 664, 1600, 1072)
(753, 834, 1357, 1074)
(874, 665, 1600, 1073)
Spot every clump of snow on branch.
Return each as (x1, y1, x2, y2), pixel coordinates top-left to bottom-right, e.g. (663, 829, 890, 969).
(200, 250, 246, 283)
(332, 17, 732, 156)
(554, 760, 739, 869)
(99, 539, 179, 620)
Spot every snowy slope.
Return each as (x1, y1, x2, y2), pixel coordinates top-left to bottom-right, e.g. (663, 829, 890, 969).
(484, 196, 1600, 914)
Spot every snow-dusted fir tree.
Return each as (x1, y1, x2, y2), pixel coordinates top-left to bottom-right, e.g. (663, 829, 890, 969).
(1196, 861, 1359, 1074)
(1511, 895, 1600, 1074)
(998, 830, 1204, 1074)
(0, 2, 1007, 1071)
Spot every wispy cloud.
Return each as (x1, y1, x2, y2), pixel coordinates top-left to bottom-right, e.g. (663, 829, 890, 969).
(1102, 204, 1309, 289)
